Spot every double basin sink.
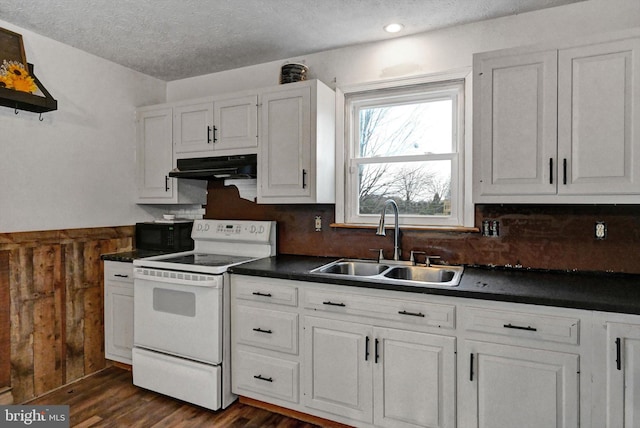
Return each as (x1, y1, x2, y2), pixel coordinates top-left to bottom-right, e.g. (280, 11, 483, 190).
(310, 258, 464, 288)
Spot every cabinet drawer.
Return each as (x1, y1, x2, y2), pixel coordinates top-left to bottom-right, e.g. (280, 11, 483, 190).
(463, 306, 580, 345)
(235, 305, 298, 354)
(104, 261, 134, 284)
(233, 350, 299, 403)
(303, 288, 455, 329)
(234, 276, 298, 307)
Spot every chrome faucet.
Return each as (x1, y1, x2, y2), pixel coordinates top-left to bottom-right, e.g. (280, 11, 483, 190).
(376, 199, 401, 261)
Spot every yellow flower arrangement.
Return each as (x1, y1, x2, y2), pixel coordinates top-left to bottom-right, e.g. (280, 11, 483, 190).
(0, 60, 37, 93)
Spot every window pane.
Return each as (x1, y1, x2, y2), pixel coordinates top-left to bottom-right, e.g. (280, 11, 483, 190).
(358, 99, 453, 158)
(358, 161, 452, 216)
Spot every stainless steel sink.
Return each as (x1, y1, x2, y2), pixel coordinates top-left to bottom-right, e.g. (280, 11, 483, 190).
(317, 260, 390, 276)
(384, 266, 457, 283)
(310, 259, 463, 287)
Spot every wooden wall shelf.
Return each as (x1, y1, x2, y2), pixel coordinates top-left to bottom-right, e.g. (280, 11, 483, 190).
(0, 63, 57, 114)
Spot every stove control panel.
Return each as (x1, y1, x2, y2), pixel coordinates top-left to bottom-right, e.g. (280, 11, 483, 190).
(191, 220, 274, 242)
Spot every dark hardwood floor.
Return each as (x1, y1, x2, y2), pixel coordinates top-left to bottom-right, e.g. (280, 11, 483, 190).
(26, 366, 324, 427)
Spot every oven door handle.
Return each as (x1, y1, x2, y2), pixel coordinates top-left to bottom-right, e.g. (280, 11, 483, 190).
(134, 268, 222, 288)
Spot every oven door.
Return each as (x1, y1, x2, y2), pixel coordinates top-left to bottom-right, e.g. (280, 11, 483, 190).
(133, 267, 223, 364)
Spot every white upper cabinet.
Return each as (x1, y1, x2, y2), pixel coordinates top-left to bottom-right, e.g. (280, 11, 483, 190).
(136, 106, 174, 200)
(174, 94, 258, 157)
(558, 38, 640, 196)
(258, 80, 335, 204)
(135, 105, 207, 204)
(136, 80, 334, 205)
(474, 33, 640, 203)
(474, 50, 558, 198)
(214, 94, 258, 152)
(173, 102, 214, 154)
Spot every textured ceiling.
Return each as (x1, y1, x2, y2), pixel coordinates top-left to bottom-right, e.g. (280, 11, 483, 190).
(0, 0, 585, 81)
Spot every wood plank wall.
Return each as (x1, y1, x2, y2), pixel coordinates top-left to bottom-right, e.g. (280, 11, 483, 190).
(0, 226, 133, 403)
(0, 252, 9, 389)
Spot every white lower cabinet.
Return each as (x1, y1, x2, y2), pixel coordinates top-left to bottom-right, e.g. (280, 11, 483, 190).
(303, 317, 456, 428)
(458, 304, 584, 428)
(459, 340, 579, 428)
(303, 316, 374, 423)
(374, 327, 455, 428)
(591, 313, 640, 428)
(104, 261, 134, 364)
(606, 322, 640, 428)
(230, 274, 640, 428)
(233, 350, 299, 403)
(231, 276, 301, 407)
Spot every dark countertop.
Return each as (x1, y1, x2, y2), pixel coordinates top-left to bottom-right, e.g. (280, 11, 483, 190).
(229, 254, 640, 315)
(101, 249, 174, 263)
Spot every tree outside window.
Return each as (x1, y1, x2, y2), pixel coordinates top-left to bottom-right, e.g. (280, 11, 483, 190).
(345, 81, 463, 227)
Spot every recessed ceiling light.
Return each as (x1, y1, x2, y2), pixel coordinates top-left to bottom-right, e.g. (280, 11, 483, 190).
(384, 23, 404, 33)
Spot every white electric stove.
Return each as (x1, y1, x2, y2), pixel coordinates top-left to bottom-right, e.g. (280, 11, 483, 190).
(132, 219, 276, 410)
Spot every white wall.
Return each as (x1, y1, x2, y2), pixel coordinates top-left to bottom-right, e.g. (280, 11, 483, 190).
(2, 0, 638, 233)
(167, 0, 640, 101)
(0, 19, 167, 233)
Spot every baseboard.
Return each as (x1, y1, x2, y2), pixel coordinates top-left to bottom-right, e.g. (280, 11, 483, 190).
(0, 387, 13, 405)
(111, 361, 132, 371)
(239, 396, 351, 428)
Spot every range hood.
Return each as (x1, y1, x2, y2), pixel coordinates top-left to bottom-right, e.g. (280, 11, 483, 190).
(169, 154, 257, 180)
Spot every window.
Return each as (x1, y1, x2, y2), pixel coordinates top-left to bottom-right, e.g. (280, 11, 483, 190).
(341, 78, 467, 227)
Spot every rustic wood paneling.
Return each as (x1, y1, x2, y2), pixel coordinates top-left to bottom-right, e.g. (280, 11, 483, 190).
(10, 247, 36, 403)
(2, 226, 133, 403)
(32, 245, 64, 396)
(0, 251, 10, 389)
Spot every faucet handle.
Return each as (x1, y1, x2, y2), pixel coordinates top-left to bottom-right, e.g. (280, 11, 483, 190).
(410, 251, 426, 265)
(425, 255, 441, 267)
(369, 248, 385, 262)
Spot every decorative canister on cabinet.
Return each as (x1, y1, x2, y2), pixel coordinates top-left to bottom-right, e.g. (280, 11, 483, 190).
(280, 63, 308, 84)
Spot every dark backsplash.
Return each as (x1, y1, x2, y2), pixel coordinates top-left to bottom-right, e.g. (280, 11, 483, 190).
(206, 181, 640, 274)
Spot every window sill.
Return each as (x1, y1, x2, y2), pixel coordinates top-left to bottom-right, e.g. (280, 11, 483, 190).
(330, 223, 480, 233)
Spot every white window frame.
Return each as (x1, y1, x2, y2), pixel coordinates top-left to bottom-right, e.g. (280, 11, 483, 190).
(334, 69, 474, 228)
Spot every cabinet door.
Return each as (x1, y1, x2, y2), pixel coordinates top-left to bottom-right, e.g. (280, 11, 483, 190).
(105, 284, 134, 364)
(460, 340, 579, 428)
(303, 316, 373, 423)
(260, 85, 311, 198)
(606, 322, 640, 428)
(214, 95, 258, 151)
(136, 107, 174, 200)
(474, 50, 558, 198)
(374, 328, 455, 428)
(174, 102, 214, 154)
(558, 38, 640, 196)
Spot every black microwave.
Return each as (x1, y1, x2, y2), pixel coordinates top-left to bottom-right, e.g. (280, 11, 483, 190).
(135, 221, 194, 252)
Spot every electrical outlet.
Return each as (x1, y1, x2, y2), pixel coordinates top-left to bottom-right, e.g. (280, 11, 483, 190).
(315, 216, 322, 232)
(595, 221, 607, 240)
(482, 220, 500, 237)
